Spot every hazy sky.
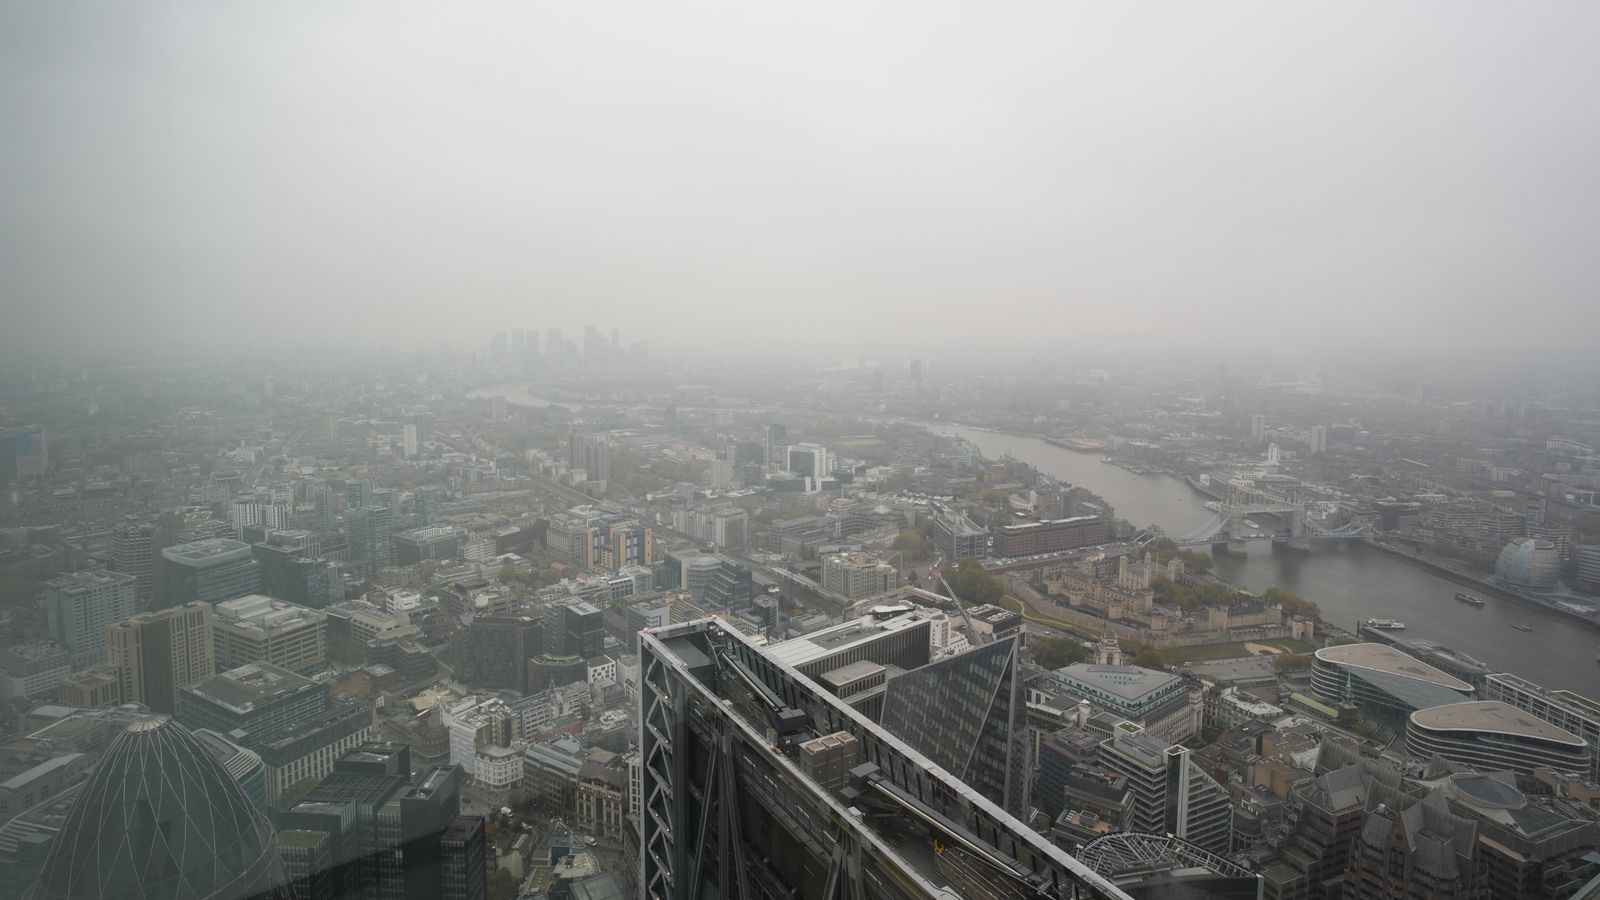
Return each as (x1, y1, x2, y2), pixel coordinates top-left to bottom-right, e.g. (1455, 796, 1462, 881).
(4, 2, 1599, 364)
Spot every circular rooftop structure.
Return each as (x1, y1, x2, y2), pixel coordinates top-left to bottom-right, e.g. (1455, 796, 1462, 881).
(27, 717, 287, 900)
(125, 715, 170, 734)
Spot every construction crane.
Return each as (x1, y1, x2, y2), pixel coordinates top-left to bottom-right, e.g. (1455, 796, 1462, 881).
(934, 564, 992, 645)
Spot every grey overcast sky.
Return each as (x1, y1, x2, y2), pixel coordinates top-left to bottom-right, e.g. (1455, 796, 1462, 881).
(3, 2, 1598, 364)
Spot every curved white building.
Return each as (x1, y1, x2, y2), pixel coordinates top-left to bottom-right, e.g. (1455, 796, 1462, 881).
(1407, 700, 1591, 776)
(1311, 643, 1475, 729)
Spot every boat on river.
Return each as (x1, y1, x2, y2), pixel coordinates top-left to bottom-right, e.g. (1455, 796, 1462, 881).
(1366, 619, 1406, 630)
(1513, 624, 1533, 633)
(1455, 592, 1485, 607)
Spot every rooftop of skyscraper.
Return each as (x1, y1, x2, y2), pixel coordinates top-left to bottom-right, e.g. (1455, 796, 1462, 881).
(642, 618, 1131, 899)
(765, 609, 929, 667)
(44, 569, 133, 592)
(161, 537, 252, 564)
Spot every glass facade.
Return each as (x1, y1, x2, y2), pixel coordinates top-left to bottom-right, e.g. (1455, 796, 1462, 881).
(27, 717, 287, 900)
(879, 637, 1030, 817)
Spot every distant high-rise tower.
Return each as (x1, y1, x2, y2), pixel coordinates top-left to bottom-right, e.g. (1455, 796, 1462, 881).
(583, 324, 609, 371)
(348, 505, 394, 577)
(106, 603, 216, 714)
(5, 426, 49, 480)
(314, 485, 338, 533)
(567, 432, 612, 482)
(1267, 442, 1281, 466)
(1250, 413, 1266, 441)
(345, 479, 374, 511)
(415, 485, 442, 526)
(1310, 424, 1328, 455)
(403, 423, 419, 458)
(545, 328, 563, 373)
(161, 538, 260, 608)
(113, 519, 164, 610)
(909, 359, 924, 381)
(46, 569, 138, 669)
(763, 423, 787, 469)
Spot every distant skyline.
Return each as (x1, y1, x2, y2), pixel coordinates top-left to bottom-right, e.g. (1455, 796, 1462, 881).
(4, 2, 1600, 364)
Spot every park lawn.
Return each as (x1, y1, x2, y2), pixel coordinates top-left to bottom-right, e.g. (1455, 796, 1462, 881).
(990, 596, 1313, 663)
(996, 595, 1098, 639)
(1152, 639, 1314, 665)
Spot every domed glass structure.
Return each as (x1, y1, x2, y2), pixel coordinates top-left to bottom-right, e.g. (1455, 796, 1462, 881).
(26, 716, 287, 900)
(1496, 537, 1560, 589)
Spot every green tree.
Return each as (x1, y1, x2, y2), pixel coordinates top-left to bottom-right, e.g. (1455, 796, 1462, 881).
(1030, 636, 1088, 670)
(1272, 652, 1313, 671)
(1264, 587, 1321, 620)
(1150, 577, 1234, 610)
(1141, 539, 1213, 573)
(1175, 549, 1213, 572)
(1132, 648, 1165, 669)
(891, 529, 933, 561)
(940, 558, 1004, 606)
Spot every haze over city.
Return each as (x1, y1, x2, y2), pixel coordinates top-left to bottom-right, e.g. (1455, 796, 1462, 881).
(11, 5, 1600, 900)
(5, 1, 1600, 364)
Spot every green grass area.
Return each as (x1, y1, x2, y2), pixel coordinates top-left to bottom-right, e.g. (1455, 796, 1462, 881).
(1149, 639, 1314, 665)
(996, 595, 1097, 639)
(993, 594, 1314, 664)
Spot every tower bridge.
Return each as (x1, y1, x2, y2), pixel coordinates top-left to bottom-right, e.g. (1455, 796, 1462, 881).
(1163, 477, 1370, 556)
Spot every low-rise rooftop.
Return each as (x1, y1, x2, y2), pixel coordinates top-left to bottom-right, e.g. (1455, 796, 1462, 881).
(1314, 643, 1473, 691)
(186, 662, 316, 713)
(1410, 700, 1587, 746)
(1055, 663, 1182, 704)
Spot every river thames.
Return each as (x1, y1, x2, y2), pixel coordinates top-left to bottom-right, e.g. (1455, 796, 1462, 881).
(468, 380, 1599, 696)
(934, 424, 1600, 697)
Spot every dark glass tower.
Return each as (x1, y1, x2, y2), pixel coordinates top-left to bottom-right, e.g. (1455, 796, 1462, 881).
(879, 636, 1032, 818)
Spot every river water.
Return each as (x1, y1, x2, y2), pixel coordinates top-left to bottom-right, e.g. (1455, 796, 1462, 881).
(935, 425, 1600, 696)
(467, 382, 1598, 694)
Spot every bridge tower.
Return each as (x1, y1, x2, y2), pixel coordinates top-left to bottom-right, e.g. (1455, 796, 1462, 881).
(1278, 502, 1311, 553)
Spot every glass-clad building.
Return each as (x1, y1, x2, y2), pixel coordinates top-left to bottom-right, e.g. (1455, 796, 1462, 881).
(25, 716, 287, 900)
(1311, 643, 1475, 730)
